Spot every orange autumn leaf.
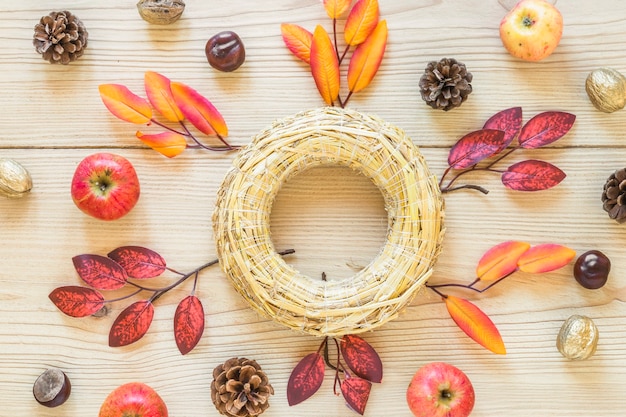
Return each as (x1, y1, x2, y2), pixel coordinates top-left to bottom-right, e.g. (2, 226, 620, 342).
(517, 243, 576, 274)
(170, 82, 228, 137)
(144, 71, 185, 123)
(344, 0, 380, 46)
(445, 295, 506, 355)
(136, 131, 187, 158)
(323, 0, 352, 19)
(281, 23, 314, 64)
(98, 84, 152, 124)
(310, 25, 340, 105)
(475, 241, 530, 282)
(347, 19, 387, 94)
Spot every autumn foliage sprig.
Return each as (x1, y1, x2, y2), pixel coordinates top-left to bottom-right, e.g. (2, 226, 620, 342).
(440, 107, 576, 194)
(99, 71, 237, 158)
(281, 0, 387, 108)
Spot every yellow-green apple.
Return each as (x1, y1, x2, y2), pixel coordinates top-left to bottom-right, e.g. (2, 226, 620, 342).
(499, 0, 563, 61)
(71, 153, 140, 221)
(99, 382, 168, 417)
(406, 362, 475, 417)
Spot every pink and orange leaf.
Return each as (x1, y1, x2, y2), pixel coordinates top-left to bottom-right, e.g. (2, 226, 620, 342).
(136, 131, 187, 158)
(482, 107, 523, 152)
(323, 0, 352, 19)
(287, 352, 325, 406)
(281, 23, 314, 64)
(72, 254, 129, 290)
(144, 71, 185, 122)
(344, 0, 379, 46)
(174, 295, 205, 355)
(341, 376, 372, 415)
(109, 300, 154, 347)
(49, 286, 105, 318)
(501, 160, 566, 191)
(340, 334, 383, 383)
(517, 244, 576, 274)
(310, 25, 340, 105)
(518, 111, 576, 149)
(347, 19, 387, 94)
(107, 246, 167, 279)
(170, 82, 228, 137)
(447, 129, 506, 170)
(98, 84, 152, 124)
(475, 241, 530, 282)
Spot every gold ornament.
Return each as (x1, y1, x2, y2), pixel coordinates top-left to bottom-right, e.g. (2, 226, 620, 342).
(136, 0, 185, 25)
(0, 158, 32, 198)
(585, 68, 626, 113)
(556, 314, 599, 360)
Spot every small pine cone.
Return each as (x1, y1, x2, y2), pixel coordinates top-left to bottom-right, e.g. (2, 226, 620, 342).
(211, 357, 274, 417)
(602, 168, 626, 223)
(419, 58, 473, 111)
(33, 11, 88, 64)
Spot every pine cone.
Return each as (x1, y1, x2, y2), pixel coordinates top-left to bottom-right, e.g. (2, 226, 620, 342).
(419, 58, 473, 111)
(602, 168, 626, 223)
(211, 357, 274, 417)
(33, 11, 88, 64)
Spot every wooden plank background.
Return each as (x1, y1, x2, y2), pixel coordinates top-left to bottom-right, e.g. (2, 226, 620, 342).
(2, 0, 626, 415)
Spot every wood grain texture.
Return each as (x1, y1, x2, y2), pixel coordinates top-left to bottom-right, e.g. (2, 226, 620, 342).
(2, 0, 626, 415)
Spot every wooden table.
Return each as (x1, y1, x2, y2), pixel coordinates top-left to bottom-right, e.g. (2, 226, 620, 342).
(3, 1, 626, 415)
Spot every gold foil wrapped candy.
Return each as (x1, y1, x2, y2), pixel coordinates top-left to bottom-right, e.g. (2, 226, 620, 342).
(556, 315, 599, 360)
(585, 68, 626, 113)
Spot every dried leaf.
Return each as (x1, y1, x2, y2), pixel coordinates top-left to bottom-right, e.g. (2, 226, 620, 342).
(517, 244, 576, 274)
(109, 300, 154, 347)
(340, 335, 383, 383)
(482, 107, 523, 152)
(136, 131, 187, 158)
(448, 129, 506, 169)
(310, 25, 340, 105)
(72, 254, 128, 290)
(107, 246, 167, 279)
(501, 160, 566, 191)
(281, 23, 314, 64)
(170, 82, 228, 136)
(144, 71, 185, 122)
(347, 20, 387, 94)
(344, 0, 380, 46)
(341, 376, 372, 415)
(49, 286, 105, 318)
(323, 0, 352, 19)
(98, 84, 152, 124)
(287, 352, 325, 406)
(174, 295, 205, 355)
(518, 111, 576, 149)
(475, 241, 530, 282)
(445, 295, 506, 354)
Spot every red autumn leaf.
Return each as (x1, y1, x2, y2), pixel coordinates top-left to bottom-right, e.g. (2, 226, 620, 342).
(72, 254, 128, 290)
(347, 20, 387, 94)
(49, 286, 105, 318)
(447, 129, 506, 169)
(136, 131, 187, 158)
(475, 241, 530, 282)
(281, 23, 313, 64)
(109, 300, 154, 347)
(144, 71, 185, 122)
(517, 243, 576, 274)
(501, 160, 566, 191)
(323, 0, 352, 19)
(341, 376, 372, 415)
(340, 335, 383, 383)
(518, 111, 576, 149)
(482, 107, 523, 152)
(170, 82, 228, 137)
(287, 352, 325, 406)
(444, 295, 506, 355)
(344, 0, 380, 46)
(98, 84, 152, 124)
(107, 246, 167, 279)
(310, 25, 340, 105)
(174, 295, 205, 355)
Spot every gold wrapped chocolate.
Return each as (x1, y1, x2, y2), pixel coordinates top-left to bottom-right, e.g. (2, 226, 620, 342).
(585, 68, 626, 113)
(556, 315, 599, 360)
(0, 158, 32, 198)
(137, 0, 185, 25)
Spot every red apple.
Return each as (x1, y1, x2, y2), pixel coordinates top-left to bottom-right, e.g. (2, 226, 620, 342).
(406, 362, 475, 417)
(499, 0, 563, 62)
(99, 382, 168, 417)
(71, 153, 140, 221)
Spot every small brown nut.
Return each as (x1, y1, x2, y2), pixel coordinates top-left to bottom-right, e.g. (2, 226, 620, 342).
(585, 68, 626, 113)
(33, 368, 71, 407)
(205, 31, 246, 72)
(556, 315, 599, 360)
(0, 158, 32, 198)
(137, 0, 185, 25)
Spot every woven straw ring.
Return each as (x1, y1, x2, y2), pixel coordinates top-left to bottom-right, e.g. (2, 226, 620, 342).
(213, 107, 445, 337)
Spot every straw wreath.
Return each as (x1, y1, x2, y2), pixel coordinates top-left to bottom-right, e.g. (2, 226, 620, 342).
(213, 107, 445, 337)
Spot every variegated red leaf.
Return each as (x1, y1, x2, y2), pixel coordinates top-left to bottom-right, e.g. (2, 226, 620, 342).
(72, 254, 128, 290)
(144, 71, 185, 122)
(98, 84, 152, 124)
(174, 295, 205, 355)
(170, 82, 228, 136)
(445, 295, 506, 354)
(475, 241, 530, 282)
(281, 23, 314, 64)
(310, 25, 340, 105)
(341, 376, 371, 415)
(136, 131, 187, 158)
(324, 0, 352, 19)
(502, 160, 566, 191)
(448, 129, 506, 169)
(107, 246, 167, 279)
(344, 0, 380, 46)
(340, 335, 382, 383)
(49, 286, 105, 318)
(287, 352, 325, 406)
(347, 20, 387, 94)
(109, 300, 154, 347)
(518, 111, 576, 149)
(517, 244, 576, 274)
(482, 107, 523, 152)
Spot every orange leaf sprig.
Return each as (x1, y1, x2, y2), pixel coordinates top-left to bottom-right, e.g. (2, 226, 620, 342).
(426, 241, 576, 354)
(98, 71, 237, 158)
(281, 0, 387, 108)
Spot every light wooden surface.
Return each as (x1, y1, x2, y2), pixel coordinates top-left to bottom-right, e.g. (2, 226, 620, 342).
(3, 1, 626, 416)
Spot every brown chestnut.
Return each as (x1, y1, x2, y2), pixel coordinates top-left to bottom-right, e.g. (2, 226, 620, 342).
(205, 31, 245, 72)
(33, 368, 71, 407)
